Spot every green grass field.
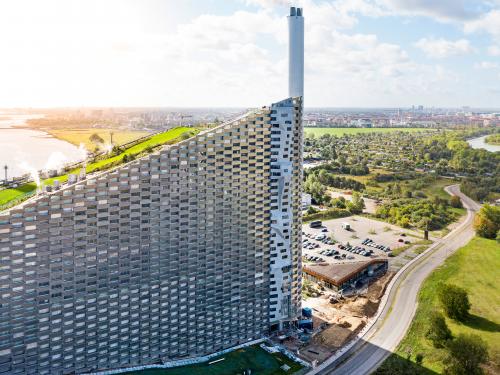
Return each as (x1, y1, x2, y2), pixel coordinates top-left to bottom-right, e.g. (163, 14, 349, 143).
(83, 127, 196, 174)
(304, 127, 431, 137)
(377, 237, 500, 374)
(124, 345, 304, 375)
(0, 183, 37, 207)
(0, 127, 197, 210)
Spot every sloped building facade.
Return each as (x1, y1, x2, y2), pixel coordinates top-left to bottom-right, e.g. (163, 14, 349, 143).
(0, 97, 302, 374)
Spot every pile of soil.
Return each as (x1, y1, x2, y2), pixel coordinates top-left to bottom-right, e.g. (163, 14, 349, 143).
(312, 325, 353, 349)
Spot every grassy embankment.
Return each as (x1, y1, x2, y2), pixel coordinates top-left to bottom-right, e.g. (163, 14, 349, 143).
(0, 127, 197, 210)
(376, 237, 500, 374)
(48, 129, 151, 150)
(304, 127, 431, 137)
(123, 345, 304, 375)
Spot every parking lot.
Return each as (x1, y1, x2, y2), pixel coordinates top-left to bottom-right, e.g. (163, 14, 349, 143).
(302, 216, 424, 266)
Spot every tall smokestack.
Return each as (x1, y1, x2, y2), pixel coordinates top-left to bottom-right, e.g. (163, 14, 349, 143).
(288, 6, 304, 99)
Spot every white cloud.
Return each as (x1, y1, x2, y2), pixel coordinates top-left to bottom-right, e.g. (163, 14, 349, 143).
(488, 45, 500, 56)
(465, 9, 500, 39)
(414, 37, 473, 58)
(0, 0, 494, 107)
(474, 61, 499, 69)
(378, 0, 481, 22)
(244, 0, 290, 9)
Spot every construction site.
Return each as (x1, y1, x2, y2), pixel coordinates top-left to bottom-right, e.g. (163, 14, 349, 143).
(274, 271, 395, 366)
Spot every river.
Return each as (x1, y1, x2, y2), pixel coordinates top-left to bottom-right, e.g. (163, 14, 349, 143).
(467, 135, 500, 152)
(0, 114, 85, 180)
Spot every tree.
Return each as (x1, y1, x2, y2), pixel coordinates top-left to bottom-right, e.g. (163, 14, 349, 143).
(474, 204, 500, 239)
(444, 334, 488, 375)
(89, 133, 105, 145)
(304, 174, 327, 205)
(417, 217, 431, 231)
(306, 206, 319, 215)
(438, 284, 471, 321)
(450, 195, 463, 208)
(425, 311, 452, 348)
(347, 192, 365, 214)
(331, 196, 347, 209)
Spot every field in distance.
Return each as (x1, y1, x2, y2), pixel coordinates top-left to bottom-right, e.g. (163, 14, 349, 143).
(304, 127, 431, 136)
(47, 129, 151, 150)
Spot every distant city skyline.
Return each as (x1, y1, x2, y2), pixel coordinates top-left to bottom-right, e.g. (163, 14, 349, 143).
(0, 0, 499, 108)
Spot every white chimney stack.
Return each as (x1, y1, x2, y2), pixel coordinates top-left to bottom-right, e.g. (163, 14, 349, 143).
(288, 6, 304, 99)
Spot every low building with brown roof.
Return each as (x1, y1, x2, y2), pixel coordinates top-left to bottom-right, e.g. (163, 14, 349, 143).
(303, 259, 388, 292)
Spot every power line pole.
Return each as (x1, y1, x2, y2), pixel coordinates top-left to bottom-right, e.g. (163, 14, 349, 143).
(3, 165, 7, 183)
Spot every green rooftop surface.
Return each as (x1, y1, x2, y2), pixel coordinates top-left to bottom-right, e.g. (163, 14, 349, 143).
(122, 345, 304, 375)
(0, 127, 199, 211)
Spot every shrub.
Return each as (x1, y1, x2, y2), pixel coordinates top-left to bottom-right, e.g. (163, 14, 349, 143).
(474, 204, 500, 239)
(444, 334, 488, 375)
(438, 284, 471, 321)
(303, 208, 351, 222)
(425, 311, 452, 348)
(415, 353, 424, 365)
(306, 206, 319, 215)
(450, 195, 463, 208)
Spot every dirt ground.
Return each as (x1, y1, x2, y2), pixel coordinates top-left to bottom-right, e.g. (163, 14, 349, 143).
(295, 272, 395, 364)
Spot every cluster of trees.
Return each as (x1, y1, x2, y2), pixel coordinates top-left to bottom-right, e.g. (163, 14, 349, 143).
(473, 204, 500, 241)
(307, 161, 369, 176)
(303, 207, 352, 222)
(304, 173, 364, 205)
(485, 134, 500, 145)
(303, 193, 365, 222)
(304, 173, 366, 212)
(462, 176, 500, 202)
(424, 284, 489, 375)
(306, 169, 365, 192)
(304, 174, 329, 205)
(375, 198, 456, 230)
(372, 172, 417, 183)
(304, 128, 500, 202)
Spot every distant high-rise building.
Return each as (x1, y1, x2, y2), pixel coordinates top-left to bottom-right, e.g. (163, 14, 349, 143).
(0, 6, 304, 375)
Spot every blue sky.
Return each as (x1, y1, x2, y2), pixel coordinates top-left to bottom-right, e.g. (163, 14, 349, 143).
(0, 0, 499, 108)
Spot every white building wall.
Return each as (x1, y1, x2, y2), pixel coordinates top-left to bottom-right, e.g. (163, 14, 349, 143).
(269, 97, 303, 328)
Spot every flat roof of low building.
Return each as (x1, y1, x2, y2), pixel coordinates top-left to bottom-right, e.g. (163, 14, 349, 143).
(303, 259, 387, 287)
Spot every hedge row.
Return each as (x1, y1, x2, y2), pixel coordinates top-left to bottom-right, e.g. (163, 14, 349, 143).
(303, 208, 352, 223)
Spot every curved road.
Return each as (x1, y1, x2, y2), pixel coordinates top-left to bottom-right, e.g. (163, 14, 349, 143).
(310, 185, 480, 375)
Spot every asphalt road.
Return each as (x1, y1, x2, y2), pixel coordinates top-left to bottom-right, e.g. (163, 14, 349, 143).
(310, 184, 480, 375)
